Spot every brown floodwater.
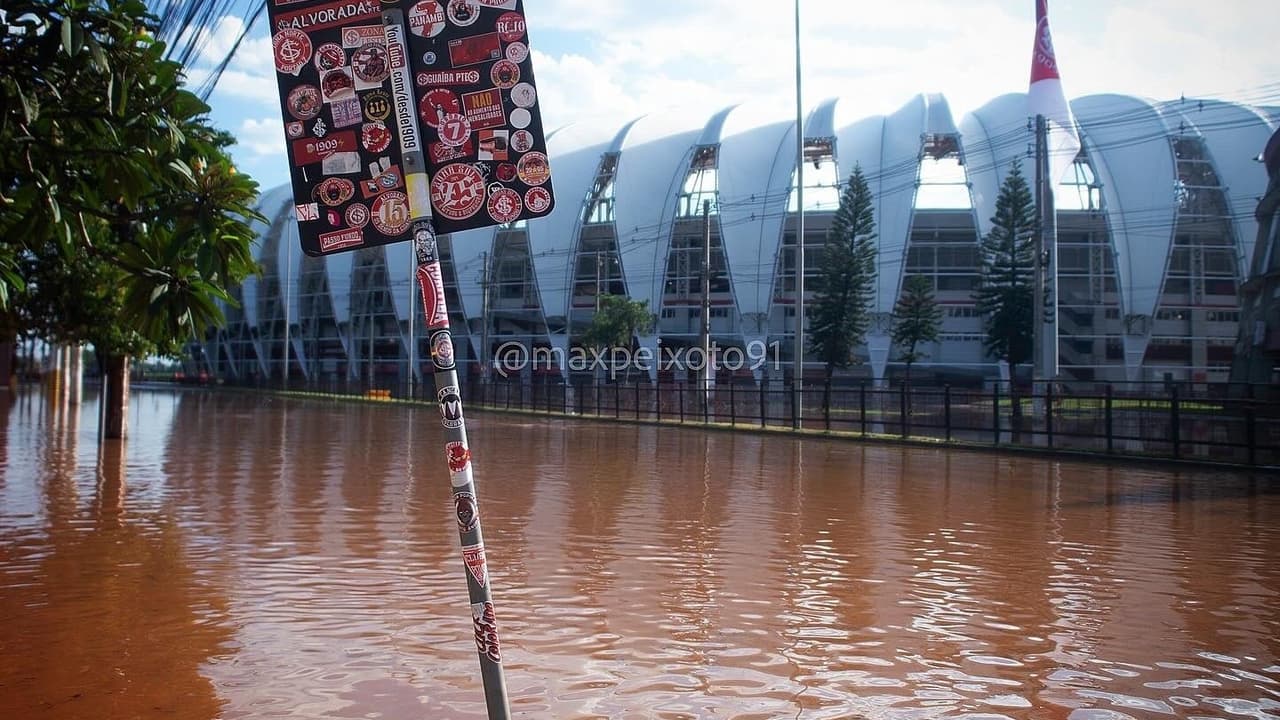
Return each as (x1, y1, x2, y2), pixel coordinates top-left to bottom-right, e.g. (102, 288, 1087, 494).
(1, 387, 1278, 720)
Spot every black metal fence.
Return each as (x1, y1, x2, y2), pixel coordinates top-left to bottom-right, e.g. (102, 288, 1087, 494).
(230, 376, 1280, 468)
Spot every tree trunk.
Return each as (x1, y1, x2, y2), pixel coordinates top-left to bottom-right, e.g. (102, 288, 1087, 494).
(103, 354, 130, 439)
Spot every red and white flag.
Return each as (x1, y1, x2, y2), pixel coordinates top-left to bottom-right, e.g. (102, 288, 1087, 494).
(1028, 0, 1081, 188)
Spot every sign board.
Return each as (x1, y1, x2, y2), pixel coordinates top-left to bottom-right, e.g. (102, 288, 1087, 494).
(401, 0, 555, 234)
(269, 0, 415, 256)
(269, 0, 555, 255)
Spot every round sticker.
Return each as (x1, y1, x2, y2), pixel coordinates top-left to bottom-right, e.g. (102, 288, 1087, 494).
(321, 68, 355, 101)
(287, 85, 322, 120)
(495, 163, 517, 182)
(345, 203, 370, 229)
(361, 122, 391, 153)
(314, 43, 346, 72)
(487, 187, 522, 223)
(447, 0, 480, 26)
(351, 44, 390, 84)
(420, 88, 460, 128)
(371, 191, 411, 236)
(423, 51, 438, 65)
(272, 28, 312, 75)
(516, 152, 550, 186)
(408, 0, 446, 38)
(438, 113, 472, 148)
(315, 178, 355, 206)
(509, 129, 533, 153)
(363, 90, 392, 121)
(490, 60, 520, 89)
(432, 330, 455, 370)
(505, 42, 528, 63)
(430, 163, 486, 221)
(510, 82, 536, 108)
(495, 11, 525, 42)
(509, 107, 531, 129)
(524, 186, 552, 214)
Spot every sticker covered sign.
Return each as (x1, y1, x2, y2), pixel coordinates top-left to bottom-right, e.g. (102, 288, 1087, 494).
(269, 0, 413, 256)
(403, 0, 555, 234)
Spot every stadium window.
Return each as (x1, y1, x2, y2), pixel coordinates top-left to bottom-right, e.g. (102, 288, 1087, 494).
(914, 134, 972, 209)
(582, 153, 619, 225)
(1056, 153, 1102, 211)
(788, 138, 839, 212)
(677, 145, 719, 217)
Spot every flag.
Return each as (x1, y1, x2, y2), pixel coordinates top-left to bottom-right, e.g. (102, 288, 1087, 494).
(1028, 0, 1081, 188)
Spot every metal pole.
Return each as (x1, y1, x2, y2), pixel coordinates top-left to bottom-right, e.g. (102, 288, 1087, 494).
(408, 241, 415, 398)
(480, 251, 490, 382)
(792, 0, 805, 430)
(284, 219, 291, 388)
(701, 199, 712, 413)
(383, 12, 510, 718)
(1033, 114, 1046, 388)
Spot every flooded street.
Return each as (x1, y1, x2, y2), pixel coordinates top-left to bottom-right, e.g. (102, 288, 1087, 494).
(1, 387, 1278, 719)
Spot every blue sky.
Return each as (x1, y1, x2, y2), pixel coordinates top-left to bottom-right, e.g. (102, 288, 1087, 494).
(189, 0, 1279, 193)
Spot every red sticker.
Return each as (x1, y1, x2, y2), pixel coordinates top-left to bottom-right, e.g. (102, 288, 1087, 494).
(490, 60, 520, 89)
(361, 164, 404, 198)
(345, 203, 370, 228)
(314, 177, 356, 206)
(320, 67, 355, 101)
(286, 85, 322, 120)
(371, 190, 410, 236)
(447, 0, 480, 26)
(430, 163, 485, 220)
(446, 441, 471, 473)
(509, 129, 533, 152)
(361, 122, 391, 153)
(487, 187, 521, 223)
(416, 69, 481, 86)
(273, 0, 381, 33)
(417, 261, 449, 328)
(516, 151, 550, 186)
(351, 44, 390, 84)
(408, 0, 446, 37)
(470, 601, 501, 663)
(462, 543, 488, 587)
(438, 113, 473, 148)
(292, 130, 358, 165)
(448, 32, 501, 67)
(273, 28, 312, 75)
(462, 88, 504, 130)
(524, 186, 551, 214)
(495, 12, 525, 42)
(419, 88, 460, 128)
(319, 227, 364, 252)
(429, 138, 474, 164)
(314, 42, 346, 72)
(495, 162, 517, 182)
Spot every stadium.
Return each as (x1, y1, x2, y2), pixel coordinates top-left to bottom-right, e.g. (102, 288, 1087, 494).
(194, 92, 1280, 387)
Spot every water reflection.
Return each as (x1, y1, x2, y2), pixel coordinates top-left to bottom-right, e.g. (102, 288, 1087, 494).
(1, 387, 1278, 719)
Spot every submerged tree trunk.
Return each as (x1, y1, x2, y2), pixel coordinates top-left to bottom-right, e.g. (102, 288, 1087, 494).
(103, 354, 130, 439)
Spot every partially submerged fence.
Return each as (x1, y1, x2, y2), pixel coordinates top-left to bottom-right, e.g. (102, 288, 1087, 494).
(237, 376, 1280, 468)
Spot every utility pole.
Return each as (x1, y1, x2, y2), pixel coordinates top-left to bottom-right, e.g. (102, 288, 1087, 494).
(792, 0, 805, 430)
(1032, 114, 1059, 385)
(480, 251, 491, 380)
(701, 199, 712, 411)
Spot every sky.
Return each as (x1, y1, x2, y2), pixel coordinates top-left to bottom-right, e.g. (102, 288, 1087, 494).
(189, 0, 1280, 193)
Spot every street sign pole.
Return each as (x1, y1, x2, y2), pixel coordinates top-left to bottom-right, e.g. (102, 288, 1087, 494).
(384, 11, 511, 719)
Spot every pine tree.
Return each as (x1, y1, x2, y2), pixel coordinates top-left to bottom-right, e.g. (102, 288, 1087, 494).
(891, 274, 942, 383)
(974, 160, 1036, 425)
(809, 165, 877, 381)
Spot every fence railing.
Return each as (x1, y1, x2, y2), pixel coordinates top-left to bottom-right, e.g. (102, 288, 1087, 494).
(223, 376, 1280, 468)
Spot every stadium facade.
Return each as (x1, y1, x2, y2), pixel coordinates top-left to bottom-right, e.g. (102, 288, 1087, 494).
(194, 92, 1280, 387)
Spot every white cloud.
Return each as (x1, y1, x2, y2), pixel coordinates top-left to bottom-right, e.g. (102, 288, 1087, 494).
(237, 116, 285, 159)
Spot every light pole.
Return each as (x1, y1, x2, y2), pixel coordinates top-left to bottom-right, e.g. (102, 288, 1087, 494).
(792, 0, 805, 429)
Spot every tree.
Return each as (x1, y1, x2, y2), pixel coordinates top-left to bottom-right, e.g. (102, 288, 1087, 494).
(809, 164, 878, 383)
(974, 160, 1036, 429)
(581, 294, 654, 382)
(891, 274, 942, 383)
(1, 0, 262, 437)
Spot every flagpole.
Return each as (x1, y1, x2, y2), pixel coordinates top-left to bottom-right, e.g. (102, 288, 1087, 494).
(1033, 114, 1047, 386)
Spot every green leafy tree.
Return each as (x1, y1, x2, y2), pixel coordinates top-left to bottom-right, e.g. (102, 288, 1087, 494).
(581, 294, 654, 382)
(974, 160, 1036, 428)
(809, 165, 877, 382)
(1, 0, 262, 437)
(891, 274, 942, 383)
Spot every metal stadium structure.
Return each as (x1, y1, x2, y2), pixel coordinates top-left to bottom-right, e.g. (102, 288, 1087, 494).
(193, 92, 1280, 388)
